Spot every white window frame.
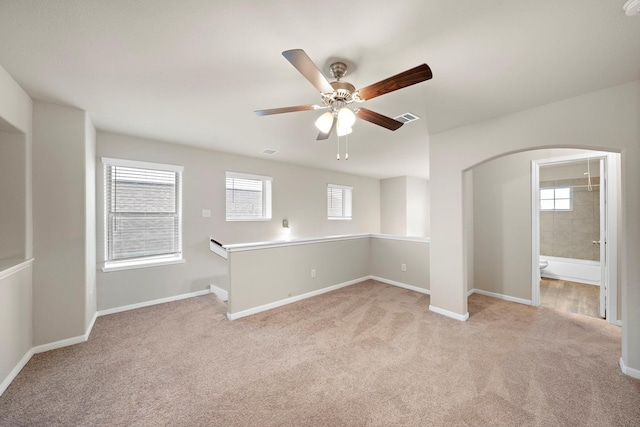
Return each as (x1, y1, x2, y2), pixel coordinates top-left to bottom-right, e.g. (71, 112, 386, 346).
(102, 157, 184, 272)
(327, 184, 353, 220)
(540, 187, 572, 211)
(226, 171, 273, 221)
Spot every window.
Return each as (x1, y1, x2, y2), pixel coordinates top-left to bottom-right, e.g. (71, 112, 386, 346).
(540, 187, 571, 211)
(102, 158, 183, 271)
(226, 172, 272, 221)
(327, 184, 352, 220)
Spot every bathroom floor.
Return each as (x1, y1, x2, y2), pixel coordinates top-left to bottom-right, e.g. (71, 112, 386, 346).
(540, 278, 600, 318)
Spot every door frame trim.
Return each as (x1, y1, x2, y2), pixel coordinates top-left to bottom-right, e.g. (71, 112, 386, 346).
(530, 151, 618, 324)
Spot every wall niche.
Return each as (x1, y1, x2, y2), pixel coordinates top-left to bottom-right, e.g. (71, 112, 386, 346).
(0, 119, 27, 267)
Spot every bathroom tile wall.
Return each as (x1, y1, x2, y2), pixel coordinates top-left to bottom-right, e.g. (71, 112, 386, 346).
(540, 177, 600, 261)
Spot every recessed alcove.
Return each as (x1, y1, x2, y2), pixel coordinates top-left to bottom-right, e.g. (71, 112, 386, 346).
(0, 116, 27, 270)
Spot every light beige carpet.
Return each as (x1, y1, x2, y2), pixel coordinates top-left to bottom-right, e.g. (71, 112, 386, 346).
(1, 280, 638, 426)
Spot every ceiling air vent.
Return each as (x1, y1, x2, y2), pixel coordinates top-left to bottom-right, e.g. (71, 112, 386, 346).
(394, 112, 420, 123)
(261, 149, 277, 155)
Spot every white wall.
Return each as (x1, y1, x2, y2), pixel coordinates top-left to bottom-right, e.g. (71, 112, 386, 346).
(32, 101, 96, 346)
(429, 81, 640, 373)
(84, 116, 97, 330)
(0, 64, 32, 396)
(96, 131, 381, 311)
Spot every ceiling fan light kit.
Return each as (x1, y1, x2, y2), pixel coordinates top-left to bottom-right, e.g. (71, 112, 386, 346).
(254, 49, 432, 159)
(315, 111, 334, 133)
(624, 0, 640, 16)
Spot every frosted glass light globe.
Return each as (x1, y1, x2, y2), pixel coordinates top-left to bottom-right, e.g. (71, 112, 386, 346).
(315, 112, 334, 133)
(338, 107, 356, 128)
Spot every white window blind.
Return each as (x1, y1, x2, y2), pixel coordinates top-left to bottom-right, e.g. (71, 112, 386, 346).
(103, 158, 183, 267)
(540, 187, 571, 211)
(327, 184, 352, 220)
(226, 172, 272, 221)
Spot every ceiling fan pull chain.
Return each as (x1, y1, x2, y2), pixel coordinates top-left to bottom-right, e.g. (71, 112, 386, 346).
(336, 133, 340, 160)
(345, 133, 349, 160)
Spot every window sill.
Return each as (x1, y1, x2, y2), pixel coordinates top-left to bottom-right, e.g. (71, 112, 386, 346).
(328, 217, 352, 221)
(102, 256, 184, 273)
(226, 218, 272, 222)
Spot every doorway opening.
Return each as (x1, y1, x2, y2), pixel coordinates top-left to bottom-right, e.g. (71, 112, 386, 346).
(531, 151, 618, 324)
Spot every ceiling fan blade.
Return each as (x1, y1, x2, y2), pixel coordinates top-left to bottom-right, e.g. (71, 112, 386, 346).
(357, 64, 432, 101)
(282, 49, 334, 94)
(254, 105, 323, 116)
(316, 116, 336, 140)
(356, 108, 404, 131)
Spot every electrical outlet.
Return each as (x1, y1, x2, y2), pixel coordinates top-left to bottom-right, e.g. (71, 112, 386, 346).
(202, 209, 211, 218)
(401, 263, 407, 272)
(311, 269, 317, 278)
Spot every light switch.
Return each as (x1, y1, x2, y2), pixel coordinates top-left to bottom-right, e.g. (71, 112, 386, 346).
(202, 209, 211, 218)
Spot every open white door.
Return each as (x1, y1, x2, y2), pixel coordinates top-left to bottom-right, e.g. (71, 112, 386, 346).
(599, 158, 606, 318)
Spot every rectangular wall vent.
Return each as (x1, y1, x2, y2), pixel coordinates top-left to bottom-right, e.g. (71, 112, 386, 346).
(261, 149, 278, 155)
(394, 112, 420, 123)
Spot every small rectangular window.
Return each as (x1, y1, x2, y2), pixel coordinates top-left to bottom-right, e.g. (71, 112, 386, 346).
(328, 184, 352, 220)
(103, 158, 183, 270)
(226, 171, 272, 221)
(540, 187, 571, 211)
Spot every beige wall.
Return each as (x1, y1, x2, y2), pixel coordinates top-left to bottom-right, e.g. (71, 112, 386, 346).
(0, 131, 25, 260)
(228, 238, 371, 314)
(32, 101, 96, 345)
(540, 176, 600, 261)
(380, 177, 406, 235)
(406, 176, 429, 237)
(228, 235, 430, 316)
(380, 176, 429, 237)
(0, 265, 32, 394)
(430, 80, 640, 372)
(370, 237, 430, 292)
(472, 149, 596, 300)
(0, 64, 32, 396)
(96, 131, 381, 311)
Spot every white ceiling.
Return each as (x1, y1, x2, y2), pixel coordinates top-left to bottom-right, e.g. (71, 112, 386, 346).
(0, 0, 638, 180)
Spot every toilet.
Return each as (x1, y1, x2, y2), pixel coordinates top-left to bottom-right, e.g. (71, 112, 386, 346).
(539, 259, 549, 272)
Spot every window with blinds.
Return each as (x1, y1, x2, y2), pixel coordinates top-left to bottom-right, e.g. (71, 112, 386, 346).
(103, 158, 183, 269)
(327, 184, 352, 220)
(226, 172, 272, 221)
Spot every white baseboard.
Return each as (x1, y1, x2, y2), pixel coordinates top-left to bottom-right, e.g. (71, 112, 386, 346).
(612, 319, 622, 327)
(370, 276, 430, 295)
(467, 289, 475, 297)
(86, 311, 97, 340)
(227, 276, 368, 320)
(0, 348, 34, 397)
(33, 310, 99, 354)
(428, 305, 469, 321)
(471, 289, 532, 306)
(619, 357, 640, 379)
(2, 310, 100, 396)
(32, 334, 87, 354)
(209, 284, 228, 302)
(97, 289, 211, 316)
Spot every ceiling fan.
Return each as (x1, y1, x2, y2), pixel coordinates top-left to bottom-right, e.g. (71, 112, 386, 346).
(254, 49, 432, 141)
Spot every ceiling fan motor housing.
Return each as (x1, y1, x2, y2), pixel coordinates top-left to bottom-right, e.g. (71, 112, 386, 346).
(329, 61, 348, 79)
